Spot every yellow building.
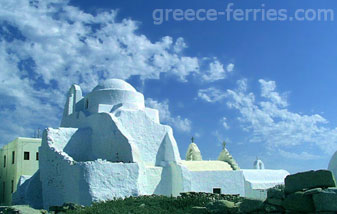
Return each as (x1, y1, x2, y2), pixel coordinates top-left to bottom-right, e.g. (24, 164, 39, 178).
(0, 137, 41, 205)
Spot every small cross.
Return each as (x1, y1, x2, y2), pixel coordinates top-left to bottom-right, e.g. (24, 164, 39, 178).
(191, 136, 194, 143)
(222, 141, 226, 149)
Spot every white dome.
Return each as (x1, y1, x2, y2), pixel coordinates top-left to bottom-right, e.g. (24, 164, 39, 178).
(254, 159, 265, 170)
(93, 79, 136, 92)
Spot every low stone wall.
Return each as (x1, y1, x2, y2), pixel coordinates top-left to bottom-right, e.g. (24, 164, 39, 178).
(193, 169, 337, 213)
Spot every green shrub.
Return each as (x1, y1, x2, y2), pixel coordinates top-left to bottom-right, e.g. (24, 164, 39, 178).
(65, 193, 243, 214)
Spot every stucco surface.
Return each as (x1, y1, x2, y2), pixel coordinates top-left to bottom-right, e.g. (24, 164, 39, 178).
(180, 161, 233, 171)
(242, 169, 289, 190)
(14, 79, 290, 209)
(188, 170, 245, 195)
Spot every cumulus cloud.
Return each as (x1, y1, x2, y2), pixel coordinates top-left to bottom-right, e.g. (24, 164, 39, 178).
(197, 87, 227, 103)
(197, 78, 337, 155)
(202, 59, 234, 82)
(173, 37, 187, 53)
(226, 79, 337, 154)
(0, 0, 221, 145)
(278, 149, 322, 160)
(145, 98, 192, 132)
(226, 63, 235, 73)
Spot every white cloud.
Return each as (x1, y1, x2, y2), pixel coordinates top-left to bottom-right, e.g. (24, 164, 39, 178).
(279, 149, 322, 160)
(173, 37, 187, 53)
(225, 79, 337, 154)
(221, 117, 230, 130)
(202, 59, 234, 82)
(259, 79, 287, 107)
(145, 98, 192, 132)
(0, 0, 219, 145)
(197, 87, 227, 103)
(226, 63, 235, 72)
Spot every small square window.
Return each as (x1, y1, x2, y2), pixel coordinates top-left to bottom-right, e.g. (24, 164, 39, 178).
(24, 152, 30, 160)
(36, 152, 39, 161)
(213, 188, 221, 194)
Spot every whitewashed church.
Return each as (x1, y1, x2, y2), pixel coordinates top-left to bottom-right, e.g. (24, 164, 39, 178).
(14, 79, 289, 209)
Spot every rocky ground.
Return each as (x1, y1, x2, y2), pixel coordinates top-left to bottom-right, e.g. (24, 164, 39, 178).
(5, 169, 337, 214)
(0, 205, 47, 214)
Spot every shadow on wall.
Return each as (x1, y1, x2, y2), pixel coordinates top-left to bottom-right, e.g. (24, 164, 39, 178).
(154, 162, 184, 197)
(63, 128, 92, 162)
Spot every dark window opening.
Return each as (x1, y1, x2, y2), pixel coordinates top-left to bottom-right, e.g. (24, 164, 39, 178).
(11, 180, 14, 193)
(12, 151, 15, 164)
(3, 156, 6, 168)
(24, 152, 30, 160)
(213, 188, 221, 194)
(36, 152, 39, 161)
(85, 99, 89, 109)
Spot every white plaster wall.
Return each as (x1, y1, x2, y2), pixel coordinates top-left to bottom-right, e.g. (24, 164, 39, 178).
(188, 170, 245, 196)
(242, 169, 289, 190)
(86, 90, 145, 113)
(85, 113, 139, 163)
(139, 165, 163, 195)
(144, 108, 159, 123)
(244, 181, 268, 200)
(40, 128, 143, 209)
(242, 169, 289, 200)
(83, 161, 140, 201)
(12, 170, 43, 209)
(114, 109, 181, 165)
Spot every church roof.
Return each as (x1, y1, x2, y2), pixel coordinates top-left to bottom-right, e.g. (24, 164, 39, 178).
(92, 79, 137, 92)
(180, 160, 233, 171)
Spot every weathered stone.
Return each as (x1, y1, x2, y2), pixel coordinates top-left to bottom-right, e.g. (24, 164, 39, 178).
(266, 198, 283, 206)
(327, 187, 337, 192)
(313, 191, 337, 212)
(206, 200, 237, 213)
(282, 191, 315, 212)
(316, 212, 337, 214)
(284, 170, 336, 194)
(267, 188, 284, 199)
(191, 206, 208, 214)
(264, 203, 284, 213)
(238, 198, 264, 213)
(304, 187, 323, 195)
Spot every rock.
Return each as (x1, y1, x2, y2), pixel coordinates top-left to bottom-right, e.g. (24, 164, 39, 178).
(267, 188, 284, 199)
(266, 198, 283, 206)
(206, 200, 238, 213)
(327, 187, 337, 193)
(191, 206, 208, 214)
(264, 203, 284, 213)
(3, 205, 45, 214)
(284, 170, 336, 194)
(315, 212, 337, 214)
(304, 187, 323, 195)
(139, 203, 145, 208)
(238, 198, 264, 213)
(49, 203, 84, 213)
(282, 191, 315, 212)
(313, 191, 337, 212)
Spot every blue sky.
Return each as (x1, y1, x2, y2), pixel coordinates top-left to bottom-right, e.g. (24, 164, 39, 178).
(1, 0, 337, 173)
